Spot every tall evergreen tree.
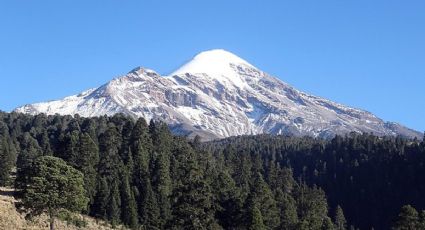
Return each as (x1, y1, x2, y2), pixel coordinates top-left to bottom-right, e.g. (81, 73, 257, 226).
(76, 133, 99, 212)
(393, 205, 419, 230)
(213, 170, 243, 229)
(108, 181, 121, 227)
(248, 205, 266, 230)
(92, 176, 109, 220)
(120, 172, 138, 229)
(169, 143, 217, 229)
(248, 173, 280, 229)
(140, 179, 161, 229)
(131, 118, 152, 186)
(275, 188, 298, 230)
(295, 184, 329, 230)
(0, 122, 14, 186)
(335, 205, 347, 230)
(152, 122, 173, 226)
(37, 130, 53, 156)
(322, 217, 336, 230)
(419, 210, 425, 229)
(98, 125, 123, 178)
(15, 133, 43, 194)
(60, 130, 80, 166)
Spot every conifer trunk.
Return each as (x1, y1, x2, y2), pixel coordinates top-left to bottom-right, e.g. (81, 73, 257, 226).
(49, 210, 55, 230)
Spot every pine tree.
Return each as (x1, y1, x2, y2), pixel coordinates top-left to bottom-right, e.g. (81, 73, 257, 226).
(92, 176, 109, 220)
(154, 151, 172, 226)
(15, 133, 43, 194)
(18, 156, 88, 230)
(120, 119, 134, 164)
(120, 172, 138, 229)
(393, 205, 419, 230)
(335, 205, 347, 230)
(152, 122, 173, 226)
(275, 188, 298, 230)
(0, 123, 14, 186)
(233, 154, 252, 200)
(131, 118, 152, 186)
(249, 173, 280, 229)
(38, 130, 53, 156)
(108, 181, 121, 227)
(77, 133, 99, 212)
(295, 184, 329, 230)
(169, 143, 217, 229)
(213, 170, 243, 229)
(419, 210, 425, 229)
(98, 125, 123, 178)
(140, 179, 161, 229)
(249, 205, 266, 230)
(267, 159, 279, 190)
(60, 130, 80, 166)
(322, 217, 335, 230)
(131, 119, 158, 225)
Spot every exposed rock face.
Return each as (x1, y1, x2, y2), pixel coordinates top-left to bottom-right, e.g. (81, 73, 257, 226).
(15, 49, 422, 140)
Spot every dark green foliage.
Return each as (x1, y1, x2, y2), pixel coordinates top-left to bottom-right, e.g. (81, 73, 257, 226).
(76, 133, 99, 212)
(248, 205, 266, 230)
(295, 184, 329, 230)
(322, 216, 336, 230)
(335, 205, 347, 230)
(108, 181, 121, 227)
(392, 205, 420, 230)
(169, 142, 217, 229)
(276, 188, 298, 229)
(140, 179, 160, 229)
(0, 121, 15, 186)
(92, 176, 109, 219)
(15, 133, 43, 193)
(151, 122, 173, 226)
(17, 156, 88, 230)
(120, 172, 138, 228)
(212, 170, 243, 229)
(206, 133, 425, 229)
(248, 173, 280, 229)
(9, 112, 410, 229)
(60, 131, 79, 166)
(419, 210, 425, 229)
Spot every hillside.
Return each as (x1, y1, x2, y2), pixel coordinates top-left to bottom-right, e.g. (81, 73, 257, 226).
(0, 187, 124, 230)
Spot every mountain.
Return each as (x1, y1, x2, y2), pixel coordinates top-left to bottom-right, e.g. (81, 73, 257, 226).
(14, 49, 421, 140)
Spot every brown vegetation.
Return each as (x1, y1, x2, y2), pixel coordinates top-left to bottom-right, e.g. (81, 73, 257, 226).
(0, 187, 125, 230)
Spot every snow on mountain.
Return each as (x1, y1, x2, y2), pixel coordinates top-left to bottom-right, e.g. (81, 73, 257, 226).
(171, 49, 254, 89)
(15, 49, 422, 140)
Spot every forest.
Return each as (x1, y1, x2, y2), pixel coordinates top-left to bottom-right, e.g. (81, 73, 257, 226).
(0, 112, 424, 230)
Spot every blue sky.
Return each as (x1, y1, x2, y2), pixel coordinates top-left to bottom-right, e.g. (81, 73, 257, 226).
(0, 1, 424, 132)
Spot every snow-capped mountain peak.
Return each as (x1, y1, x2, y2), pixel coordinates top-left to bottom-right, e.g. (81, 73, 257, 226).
(14, 50, 422, 141)
(170, 49, 257, 89)
(171, 49, 255, 75)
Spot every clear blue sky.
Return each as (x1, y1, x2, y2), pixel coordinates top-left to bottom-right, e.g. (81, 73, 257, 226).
(0, 1, 424, 132)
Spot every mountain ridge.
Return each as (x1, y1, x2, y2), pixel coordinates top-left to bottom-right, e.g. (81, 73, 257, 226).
(14, 49, 422, 140)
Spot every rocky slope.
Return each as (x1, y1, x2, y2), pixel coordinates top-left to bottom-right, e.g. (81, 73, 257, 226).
(15, 49, 421, 140)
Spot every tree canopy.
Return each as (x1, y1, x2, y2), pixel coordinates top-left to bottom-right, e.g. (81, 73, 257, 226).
(17, 156, 88, 230)
(0, 112, 423, 229)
